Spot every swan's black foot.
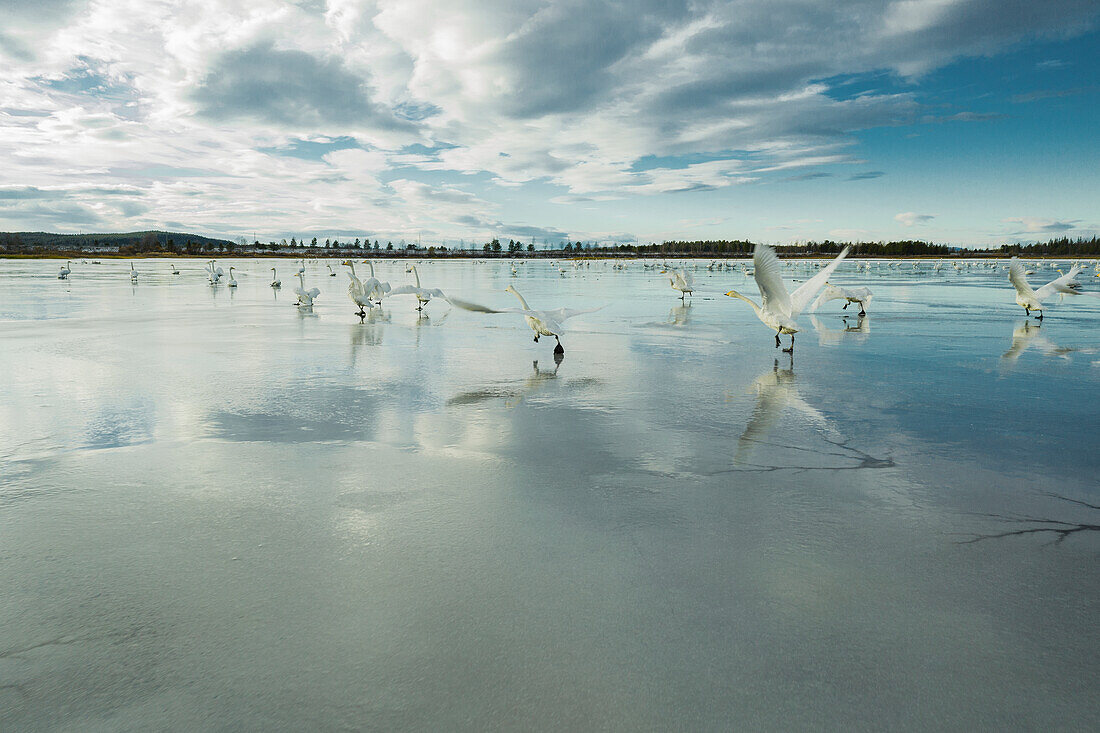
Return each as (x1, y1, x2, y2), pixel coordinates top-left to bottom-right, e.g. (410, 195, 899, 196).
(554, 343, 564, 355)
(842, 302, 849, 310)
(1037, 312, 1044, 320)
(782, 347, 793, 353)
(858, 308, 866, 316)
(534, 334, 539, 342)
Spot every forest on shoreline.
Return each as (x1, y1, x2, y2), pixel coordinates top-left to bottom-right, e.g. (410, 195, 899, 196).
(2, 230, 1098, 259)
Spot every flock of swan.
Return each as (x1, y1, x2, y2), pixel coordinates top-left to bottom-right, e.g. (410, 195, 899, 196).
(50, 247, 1100, 354)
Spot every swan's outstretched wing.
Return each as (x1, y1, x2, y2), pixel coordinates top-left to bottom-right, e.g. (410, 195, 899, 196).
(423, 288, 447, 298)
(1036, 265, 1084, 300)
(811, 284, 846, 311)
(445, 297, 529, 315)
(752, 245, 792, 317)
(307, 288, 320, 298)
(386, 285, 420, 297)
(682, 270, 694, 288)
(1009, 258, 1033, 296)
(542, 305, 604, 322)
(789, 246, 851, 317)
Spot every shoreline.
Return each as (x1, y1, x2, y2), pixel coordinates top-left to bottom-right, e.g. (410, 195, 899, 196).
(3, 251, 1095, 261)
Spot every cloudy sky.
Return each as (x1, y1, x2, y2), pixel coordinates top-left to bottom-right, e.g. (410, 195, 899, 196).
(0, 0, 1097, 247)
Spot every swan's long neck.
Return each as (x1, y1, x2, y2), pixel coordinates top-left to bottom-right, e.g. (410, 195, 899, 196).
(347, 262, 356, 277)
(726, 290, 762, 317)
(367, 261, 375, 277)
(509, 288, 531, 310)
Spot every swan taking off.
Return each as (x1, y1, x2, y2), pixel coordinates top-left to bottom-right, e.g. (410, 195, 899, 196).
(725, 244, 850, 352)
(294, 272, 320, 307)
(341, 260, 386, 317)
(448, 285, 602, 355)
(270, 268, 281, 288)
(386, 265, 445, 311)
(661, 266, 694, 300)
(812, 282, 873, 316)
(227, 267, 238, 287)
(58, 261, 71, 279)
(1009, 257, 1088, 319)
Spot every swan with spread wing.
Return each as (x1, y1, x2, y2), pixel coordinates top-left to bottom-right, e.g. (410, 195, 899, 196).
(812, 282, 873, 316)
(1009, 257, 1093, 319)
(386, 265, 445, 311)
(448, 285, 602, 354)
(725, 244, 850, 352)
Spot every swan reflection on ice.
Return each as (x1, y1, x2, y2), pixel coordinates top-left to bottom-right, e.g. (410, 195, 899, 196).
(1001, 321, 1091, 363)
(810, 314, 870, 346)
(736, 358, 838, 465)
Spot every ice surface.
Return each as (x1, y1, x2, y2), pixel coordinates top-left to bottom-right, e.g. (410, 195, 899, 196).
(2, 257, 1099, 729)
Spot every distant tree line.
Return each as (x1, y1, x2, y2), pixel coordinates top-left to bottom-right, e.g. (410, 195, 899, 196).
(4, 231, 1099, 258)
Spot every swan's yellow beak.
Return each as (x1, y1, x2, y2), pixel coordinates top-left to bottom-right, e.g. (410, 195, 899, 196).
(725, 291, 737, 297)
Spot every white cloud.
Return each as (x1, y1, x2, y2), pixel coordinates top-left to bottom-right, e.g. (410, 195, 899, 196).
(0, 0, 1096, 241)
(895, 211, 935, 226)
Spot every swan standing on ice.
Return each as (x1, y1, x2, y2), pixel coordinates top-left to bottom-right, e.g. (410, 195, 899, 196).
(1009, 257, 1088, 319)
(130, 262, 138, 282)
(358, 260, 391, 305)
(812, 282, 873, 316)
(661, 266, 694, 300)
(205, 260, 224, 283)
(448, 285, 601, 355)
(227, 267, 238, 287)
(387, 265, 445, 311)
(341, 260, 385, 317)
(725, 244, 850, 353)
(58, 261, 71, 279)
(294, 271, 320, 307)
(270, 268, 281, 288)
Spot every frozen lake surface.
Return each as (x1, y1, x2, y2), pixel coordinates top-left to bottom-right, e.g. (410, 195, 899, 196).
(2, 257, 1099, 730)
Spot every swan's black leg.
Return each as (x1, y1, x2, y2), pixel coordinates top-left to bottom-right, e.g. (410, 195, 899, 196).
(534, 334, 540, 342)
(1037, 310, 1044, 320)
(843, 302, 849, 310)
(775, 332, 781, 348)
(1025, 307, 1030, 316)
(782, 333, 795, 353)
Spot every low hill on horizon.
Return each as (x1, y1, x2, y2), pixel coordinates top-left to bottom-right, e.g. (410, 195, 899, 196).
(1, 230, 236, 253)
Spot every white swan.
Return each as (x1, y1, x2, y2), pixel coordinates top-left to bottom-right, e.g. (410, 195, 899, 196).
(812, 282, 873, 316)
(327, 264, 337, 277)
(270, 268, 281, 288)
(205, 260, 223, 283)
(448, 285, 601, 355)
(1009, 257, 1087, 319)
(58, 261, 71, 279)
(171, 263, 180, 275)
(661, 266, 694, 300)
(341, 260, 385, 317)
(725, 244, 850, 352)
(130, 262, 138, 281)
(294, 271, 320, 307)
(227, 266, 238, 287)
(386, 265, 445, 311)
(359, 260, 391, 304)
